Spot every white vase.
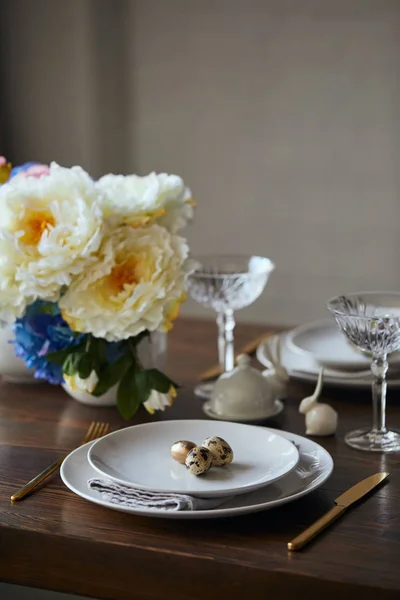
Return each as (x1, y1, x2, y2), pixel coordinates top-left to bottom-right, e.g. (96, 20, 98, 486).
(0, 324, 37, 384)
(62, 383, 118, 406)
(62, 331, 167, 406)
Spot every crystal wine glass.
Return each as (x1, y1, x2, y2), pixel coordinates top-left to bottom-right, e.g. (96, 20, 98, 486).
(327, 292, 400, 453)
(187, 255, 275, 398)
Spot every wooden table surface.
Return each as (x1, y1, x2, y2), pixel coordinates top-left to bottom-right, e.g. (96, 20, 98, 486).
(1, 318, 400, 600)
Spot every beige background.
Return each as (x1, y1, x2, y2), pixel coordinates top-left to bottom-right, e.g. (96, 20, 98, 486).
(1, 3, 399, 599)
(130, 0, 400, 326)
(2, 0, 400, 329)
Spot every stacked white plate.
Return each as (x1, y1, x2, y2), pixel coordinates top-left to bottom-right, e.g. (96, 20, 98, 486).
(60, 419, 333, 519)
(257, 318, 400, 389)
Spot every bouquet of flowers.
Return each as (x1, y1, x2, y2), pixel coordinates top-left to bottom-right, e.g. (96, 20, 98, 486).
(0, 159, 196, 418)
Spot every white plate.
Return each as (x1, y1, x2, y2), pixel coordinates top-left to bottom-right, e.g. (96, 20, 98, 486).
(286, 319, 400, 371)
(286, 319, 369, 370)
(257, 333, 400, 389)
(202, 399, 284, 423)
(60, 430, 333, 519)
(87, 420, 299, 498)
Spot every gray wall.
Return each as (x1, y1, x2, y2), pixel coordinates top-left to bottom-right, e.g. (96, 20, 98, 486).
(130, 0, 400, 325)
(2, 0, 399, 327)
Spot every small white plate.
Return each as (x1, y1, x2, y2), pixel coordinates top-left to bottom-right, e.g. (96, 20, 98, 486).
(202, 399, 284, 423)
(61, 431, 333, 519)
(257, 333, 400, 389)
(286, 319, 400, 371)
(87, 420, 299, 498)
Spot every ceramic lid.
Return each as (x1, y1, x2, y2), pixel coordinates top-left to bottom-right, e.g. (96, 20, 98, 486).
(210, 354, 276, 419)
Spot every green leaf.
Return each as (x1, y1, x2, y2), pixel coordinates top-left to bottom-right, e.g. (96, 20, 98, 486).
(96, 338, 108, 365)
(46, 347, 74, 366)
(117, 367, 142, 420)
(91, 353, 133, 397)
(145, 368, 179, 393)
(88, 337, 108, 375)
(63, 352, 84, 376)
(134, 370, 152, 404)
(129, 331, 150, 349)
(46, 338, 86, 366)
(78, 353, 93, 379)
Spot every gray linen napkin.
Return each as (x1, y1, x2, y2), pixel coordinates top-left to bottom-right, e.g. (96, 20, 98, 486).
(88, 478, 232, 511)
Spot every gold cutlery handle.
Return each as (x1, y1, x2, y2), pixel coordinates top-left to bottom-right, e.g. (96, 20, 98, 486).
(11, 455, 66, 502)
(11, 421, 110, 502)
(288, 504, 346, 551)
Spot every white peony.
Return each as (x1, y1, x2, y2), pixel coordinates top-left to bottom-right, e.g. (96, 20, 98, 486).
(96, 172, 195, 233)
(64, 370, 99, 393)
(0, 234, 32, 321)
(59, 224, 196, 341)
(143, 387, 177, 415)
(0, 162, 104, 314)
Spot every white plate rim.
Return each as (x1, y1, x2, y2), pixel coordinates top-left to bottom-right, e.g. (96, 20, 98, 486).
(87, 419, 300, 497)
(60, 429, 334, 519)
(285, 318, 372, 369)
(256, 333, 400, 389)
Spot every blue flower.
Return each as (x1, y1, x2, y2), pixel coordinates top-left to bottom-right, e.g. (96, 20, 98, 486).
(13, 301, 84, 385)
(13, 300, 125, 385)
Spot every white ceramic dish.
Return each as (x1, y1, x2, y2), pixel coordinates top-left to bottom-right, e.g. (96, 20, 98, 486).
(257, 333, 400, 389)
(286, 319, 400, 371)
(60, 430, 333, 519)
(202, 399, 284, 423)
(87, 420, 299, 498)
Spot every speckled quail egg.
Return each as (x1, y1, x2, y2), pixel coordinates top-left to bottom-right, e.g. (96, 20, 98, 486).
(170, 440, 196, 464)
(201, 436, 233, 466)
(185, 446, 213, 475)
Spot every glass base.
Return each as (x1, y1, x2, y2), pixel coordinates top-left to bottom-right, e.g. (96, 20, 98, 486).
(345, 428, 400, 453)
(194, 382, 214, 399)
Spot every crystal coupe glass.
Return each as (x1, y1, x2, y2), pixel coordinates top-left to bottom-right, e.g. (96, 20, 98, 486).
(188, 255, 275, 398)
(328, 292, 400, 453)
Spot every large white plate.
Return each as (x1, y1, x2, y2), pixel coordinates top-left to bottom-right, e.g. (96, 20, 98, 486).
(60, 430, 333, 519)
(87, 420, 299, 498)
(286, 319, 400, 371)
(257, 333, 400, 389)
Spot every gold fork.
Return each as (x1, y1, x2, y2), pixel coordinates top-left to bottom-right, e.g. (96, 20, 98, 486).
(11, 421, 110, 502)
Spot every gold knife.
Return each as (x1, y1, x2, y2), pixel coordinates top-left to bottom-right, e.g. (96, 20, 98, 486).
(198, 330, 278, 381)
(287, 472, 389, 551)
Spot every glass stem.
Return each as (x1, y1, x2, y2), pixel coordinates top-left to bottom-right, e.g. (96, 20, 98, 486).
(216, 310, 235, 373)
(370, 354, 388, 434)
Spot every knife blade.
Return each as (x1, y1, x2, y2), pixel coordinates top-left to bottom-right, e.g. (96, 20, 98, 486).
(287, 472, 389, 551)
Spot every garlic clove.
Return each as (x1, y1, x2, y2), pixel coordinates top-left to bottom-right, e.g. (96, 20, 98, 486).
(299, 397, 316, 414)
(305, 404, 338, 436)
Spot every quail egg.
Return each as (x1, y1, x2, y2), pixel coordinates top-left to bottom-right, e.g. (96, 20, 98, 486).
(185, 446, 213, 475)
(170, 440, 196, 464)
(201, 436, 233, 466)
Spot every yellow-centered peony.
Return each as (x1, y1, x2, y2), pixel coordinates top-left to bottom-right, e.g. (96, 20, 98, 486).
(17, 208, 56, 246)
(0, 163, 104, 322)
(59, 224, 197, 341)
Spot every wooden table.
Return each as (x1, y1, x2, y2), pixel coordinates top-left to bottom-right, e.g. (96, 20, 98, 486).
(1, 318, 399, 600)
